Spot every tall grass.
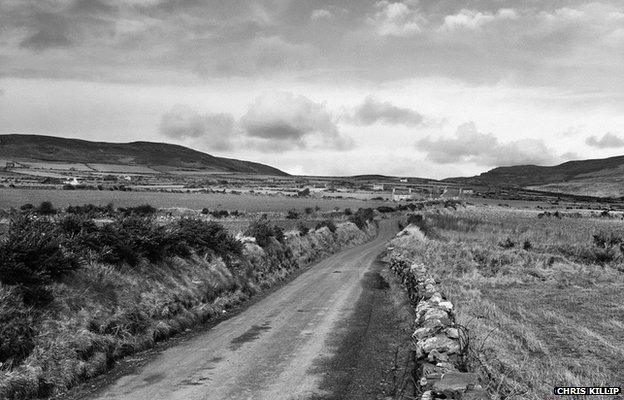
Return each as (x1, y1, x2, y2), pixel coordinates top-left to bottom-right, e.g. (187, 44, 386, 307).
(390, 207, 624, 399)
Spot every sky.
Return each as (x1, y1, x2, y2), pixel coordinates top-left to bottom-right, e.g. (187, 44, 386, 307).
(0, 0, 623, 178)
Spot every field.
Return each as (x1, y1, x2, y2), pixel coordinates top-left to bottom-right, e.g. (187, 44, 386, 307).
(0, 188, 391, 212)
(395, 206, 624, 399)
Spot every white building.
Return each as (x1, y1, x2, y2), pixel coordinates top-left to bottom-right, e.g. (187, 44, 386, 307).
(392, 187, 413, 201)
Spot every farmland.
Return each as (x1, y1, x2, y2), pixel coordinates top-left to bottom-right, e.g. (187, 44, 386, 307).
(0, 188, 391, 213)
(393, 206, 624, 399)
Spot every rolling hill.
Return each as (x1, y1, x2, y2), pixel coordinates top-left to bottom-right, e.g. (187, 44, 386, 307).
(0, 134, 287, 176)
(448, 155, 624, 198)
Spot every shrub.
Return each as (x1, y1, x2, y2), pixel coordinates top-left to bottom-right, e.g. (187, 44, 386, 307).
(245, 220, 284, 247)
(344, 208, 352, 216)
(286, 209, 299, 220)
(78, 216, 167, 266)
(349, 208, 374, 230)
(20, 203, 34, 212)
(523, 240, 533, 250)
(0, 215, 80, 304)
(65, 203, 114, 217)
(59, 215, 98, 236)
(208, 210, 229, 219)
(297, 188, 310, 197)
(376, 206, 395, 213)
(297, 222, 309, 236)
(315, 220, 337, 233)
(174, 218, 242, 258)
(0, 288, 35, 364)
(36, 201, 56, 215)
(304, 207, 314, 215)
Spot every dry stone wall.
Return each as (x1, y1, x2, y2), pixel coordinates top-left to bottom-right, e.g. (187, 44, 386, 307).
(387, 226, 489, 400)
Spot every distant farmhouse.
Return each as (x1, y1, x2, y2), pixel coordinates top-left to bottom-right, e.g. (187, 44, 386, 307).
(372, 183, 385, 191)
(63, 177, 81, 186)
(392, 187, 413, 201)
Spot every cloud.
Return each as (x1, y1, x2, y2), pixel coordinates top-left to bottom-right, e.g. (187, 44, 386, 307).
(368, 1, 424, 37)
(19, 12, 73, 50)
(311, 9, 332, 20)
(418, 122, 558, 166)
(349, 96, 426, 126)
(585, 132, 624, 148)
(240, 92, 352, 151)
(159, 105, 235, 151)
(71, 0, 118, 15)
(440, 8, 518, 31)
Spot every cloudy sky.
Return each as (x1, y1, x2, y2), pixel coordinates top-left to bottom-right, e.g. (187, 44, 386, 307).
(1, 0, 623, 177)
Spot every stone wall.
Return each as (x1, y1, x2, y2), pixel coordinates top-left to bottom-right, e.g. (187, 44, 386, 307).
(387, 227, 489, 400)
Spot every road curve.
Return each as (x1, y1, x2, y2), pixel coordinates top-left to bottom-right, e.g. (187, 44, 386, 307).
(86, 220, 398, 400)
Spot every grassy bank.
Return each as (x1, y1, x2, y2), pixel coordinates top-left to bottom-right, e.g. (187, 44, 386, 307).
(0, 206, 377, 399)
(391, 207, 623, 400)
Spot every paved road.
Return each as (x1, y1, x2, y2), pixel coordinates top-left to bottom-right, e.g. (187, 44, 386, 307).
(86, 220, 399, 400)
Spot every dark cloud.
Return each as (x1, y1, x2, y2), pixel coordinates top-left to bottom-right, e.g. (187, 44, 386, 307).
(19, 12, 73, 50)
(159, 104, 235, 151)
(71, 0, 118, 15)
(585, 132, 624, 148)
(350, 96, 426, 126)
(240, 92, 352, 151)
(417, 122, 558, 166)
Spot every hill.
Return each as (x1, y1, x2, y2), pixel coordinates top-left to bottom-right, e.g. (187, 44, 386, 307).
(448, 155, 624, 198)
(0, 134, 287, 176)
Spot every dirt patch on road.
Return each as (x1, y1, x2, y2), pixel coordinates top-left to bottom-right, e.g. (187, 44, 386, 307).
(308, 257, 416, 400)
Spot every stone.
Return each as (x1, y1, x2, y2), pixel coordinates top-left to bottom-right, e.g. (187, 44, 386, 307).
(435, 362, 457, 373)
(421, 335, 461, 354)
(446, 327, 460, 339)
(439, 301, 454, 312)
(430, 292, 443, 304)
(428, 349, 449, 362)
(432, 372, 478, 397)
(421, 390, 433, 400)
(413, 326, 434, 340)
(422, 308, 448, 322)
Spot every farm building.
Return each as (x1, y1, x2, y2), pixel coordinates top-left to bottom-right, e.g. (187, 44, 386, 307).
(63, 177, 81, 186)
(392, 187, 413, 201)
(372, 183, 385, 191)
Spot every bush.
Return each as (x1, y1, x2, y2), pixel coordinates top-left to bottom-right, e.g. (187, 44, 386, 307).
(348, 208, 374, 230)
(118, 204, 157, 217)
(297, 188, 310, 197)
(65, 203, 114, 217)
(376, 206, 395, 213)
(297, 222, 309, 236)
(36, 201, 56, 215)
(286, 209, 299, 220)
(174, 218, 242, 258)
(523, 240, 533, 250)
(304, 207, 314, 215)
(0, 288, 35, 364)
(208, 210, 229, 219)
(59, 215, 98, 236)
(245, 220, 285, 247)
(315, 220, 337, 233)
(20, 203, 34, 212)
(0, 215, 80, 304)
(344, 208, 352, 216)
(78, 216, 167, 266)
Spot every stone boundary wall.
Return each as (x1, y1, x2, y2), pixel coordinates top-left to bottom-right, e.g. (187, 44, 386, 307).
(387, 227, 489, 400)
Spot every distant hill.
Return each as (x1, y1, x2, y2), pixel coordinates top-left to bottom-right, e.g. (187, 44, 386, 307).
(448, 155, 624, 198)
(0, 134, 287, 176)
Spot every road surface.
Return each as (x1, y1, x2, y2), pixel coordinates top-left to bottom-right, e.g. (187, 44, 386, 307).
(85, 220, 407, 400)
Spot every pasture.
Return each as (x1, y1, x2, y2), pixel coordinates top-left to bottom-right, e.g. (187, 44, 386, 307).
(0, 188, 391, 212)
(399, 206, 624, 399)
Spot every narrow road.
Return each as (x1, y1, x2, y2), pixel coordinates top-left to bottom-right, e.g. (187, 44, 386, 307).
(85, 220, 406, 400)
